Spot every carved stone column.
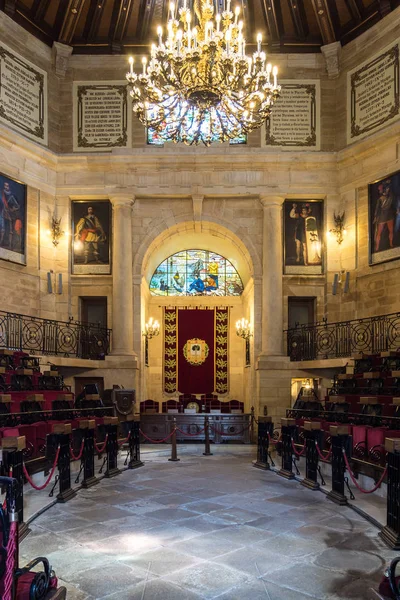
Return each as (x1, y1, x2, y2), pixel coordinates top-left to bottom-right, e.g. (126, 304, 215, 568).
(260, 195, 285, 356)
(110, 194, 135, 356)
(52, 42, 73, 78)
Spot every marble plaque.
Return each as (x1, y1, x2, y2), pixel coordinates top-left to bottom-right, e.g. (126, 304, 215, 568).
(265, 81, 320, 150)
(347, 39, 400, 144)
(73, 81, 132, 152)
(0, 43, 47, 145)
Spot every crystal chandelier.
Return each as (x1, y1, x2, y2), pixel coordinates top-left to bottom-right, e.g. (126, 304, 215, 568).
(125, 0, 281, 146)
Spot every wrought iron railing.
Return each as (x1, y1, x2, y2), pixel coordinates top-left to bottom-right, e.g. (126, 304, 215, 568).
(0, 310, 111, 359)
(285, 312, 400, 361)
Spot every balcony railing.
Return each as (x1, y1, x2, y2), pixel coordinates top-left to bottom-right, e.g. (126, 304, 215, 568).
(285, 311, 400, 361)
(0, 310, 111, 359)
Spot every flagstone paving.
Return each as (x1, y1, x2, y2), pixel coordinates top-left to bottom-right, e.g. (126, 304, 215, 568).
(20, 445, 396, 599)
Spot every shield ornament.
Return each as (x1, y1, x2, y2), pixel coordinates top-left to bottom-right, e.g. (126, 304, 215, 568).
(183, 338, 209, 366)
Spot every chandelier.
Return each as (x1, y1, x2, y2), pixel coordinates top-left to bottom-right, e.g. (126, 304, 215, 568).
(125, 0, 281, 146)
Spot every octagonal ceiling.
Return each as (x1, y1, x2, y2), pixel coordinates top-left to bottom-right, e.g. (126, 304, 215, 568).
(1, 0, 398, 54)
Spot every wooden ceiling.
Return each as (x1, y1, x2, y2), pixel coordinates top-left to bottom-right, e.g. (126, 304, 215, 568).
(1, 0, 399, 54)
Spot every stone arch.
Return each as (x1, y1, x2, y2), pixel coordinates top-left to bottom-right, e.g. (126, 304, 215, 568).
(134, 217, 261, 285)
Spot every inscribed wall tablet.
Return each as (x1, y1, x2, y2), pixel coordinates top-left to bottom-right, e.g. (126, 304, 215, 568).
(265, 80, 320, 150)
(0, 43, 47, 145)
(73, 81, 132, 152)
(347, 39, 400, 144)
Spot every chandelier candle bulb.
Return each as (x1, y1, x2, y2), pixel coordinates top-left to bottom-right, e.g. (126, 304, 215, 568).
(216, 13, 221, 31)
(128, 56, 134, 74)
(257, 33, 262, 53)
(273, 65, 278, 87)
(234, 6, 240, 24)
(157, 26, 162, 44)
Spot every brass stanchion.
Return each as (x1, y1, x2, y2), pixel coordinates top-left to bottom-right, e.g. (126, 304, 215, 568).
(168, 418, 180, 462)
(203, 416, 213, 456)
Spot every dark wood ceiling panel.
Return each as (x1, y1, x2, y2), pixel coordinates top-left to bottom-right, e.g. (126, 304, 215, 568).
(43, 0, 60, 26)
(3, 0, 399, 53)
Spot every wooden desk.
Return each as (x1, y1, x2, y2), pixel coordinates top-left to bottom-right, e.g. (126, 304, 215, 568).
(140, 413, 251, 444)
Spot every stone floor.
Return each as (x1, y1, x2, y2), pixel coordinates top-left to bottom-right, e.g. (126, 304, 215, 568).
(19, 445, 398, 600)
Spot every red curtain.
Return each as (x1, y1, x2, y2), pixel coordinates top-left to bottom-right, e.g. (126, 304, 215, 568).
(178, 309, 214, 394)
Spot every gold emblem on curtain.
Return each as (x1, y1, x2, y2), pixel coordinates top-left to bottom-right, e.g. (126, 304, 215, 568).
(183, 338, 209, 366)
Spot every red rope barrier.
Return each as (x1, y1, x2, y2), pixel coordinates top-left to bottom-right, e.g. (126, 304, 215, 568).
(23, 446, 60, 491)
(175, 427, 206, 437)
(268, 432, 282, 445)
(315, 441, 332, 462)
(139, 429, 175, 443)
(4, 520, 17, 600)
(94, 435, 108, 454)
(209, 423, 251, 436)
(291, 438, 306, 457)
(118, 432, 131, 446)
(343, 450, 387, 494)
(70, 439, 85, 461)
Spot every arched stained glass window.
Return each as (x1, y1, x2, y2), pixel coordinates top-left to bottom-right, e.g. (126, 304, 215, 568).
(149, 250, 244, 296)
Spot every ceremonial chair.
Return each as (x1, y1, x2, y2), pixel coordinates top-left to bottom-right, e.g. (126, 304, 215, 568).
(162, 400, 181, 413)
(222, 399, 244, 413)
(201, 394, 221, 412)
(179, 394, 205, 411)
(140, 399, 159, 413)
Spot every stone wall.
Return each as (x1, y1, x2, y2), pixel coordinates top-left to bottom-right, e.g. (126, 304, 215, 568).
(0, 8, 399, 414)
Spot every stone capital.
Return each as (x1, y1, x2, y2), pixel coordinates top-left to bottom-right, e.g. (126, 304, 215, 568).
(259, 195, 285, 209)
(110, 194, 135, 208)
(52, 42, 73, 78)
(321, 41, 341, 79)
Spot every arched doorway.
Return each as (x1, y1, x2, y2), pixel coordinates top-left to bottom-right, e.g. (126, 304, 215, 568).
(135, 221, 259, 412)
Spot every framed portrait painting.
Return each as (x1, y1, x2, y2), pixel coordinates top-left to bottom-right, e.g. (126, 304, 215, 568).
(71, 200, 111, 274)
(0, 173, 27, 265)
(283, 199, 324, 275)
(369, 171, 400, 265)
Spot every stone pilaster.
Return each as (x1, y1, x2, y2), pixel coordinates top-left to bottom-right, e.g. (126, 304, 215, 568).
(110, 194, 135, 356)
(260, 195, 285, 357)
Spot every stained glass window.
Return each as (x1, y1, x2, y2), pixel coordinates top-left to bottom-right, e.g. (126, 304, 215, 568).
(147, 113, 247, 146)
(149, 250, 244, 296)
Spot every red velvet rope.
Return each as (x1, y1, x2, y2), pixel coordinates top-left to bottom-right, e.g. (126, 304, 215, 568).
(291, 438, 306, 456)
(139, 429, 175, 443)
(267, 432, 282, 445)
(209, 423, 251, 436)
(3, 520, 17, 600)
(94, 434, 109, 454)
(118, 432, 131, 446)
(315, 441, 332, 462)
(70, 439, 85, 461)
(23, 446, 60, 491)
(175, 427, 206, 437)
(342, 449, 388, 494)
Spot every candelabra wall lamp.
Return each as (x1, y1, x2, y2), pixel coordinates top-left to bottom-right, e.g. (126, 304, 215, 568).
(143, 317, 160, 367)
(329, 211, 346, 245)
(236, 318, 252, 367)
(48, 215, 65, 247)
(328, 211, 350, 295)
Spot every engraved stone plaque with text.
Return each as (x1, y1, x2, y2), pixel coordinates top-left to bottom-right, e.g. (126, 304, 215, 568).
(0, 43, 47, 145)
(73, 81, 132, 152)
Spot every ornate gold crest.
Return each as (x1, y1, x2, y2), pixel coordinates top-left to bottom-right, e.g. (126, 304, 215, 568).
(183, 338, 209, 366)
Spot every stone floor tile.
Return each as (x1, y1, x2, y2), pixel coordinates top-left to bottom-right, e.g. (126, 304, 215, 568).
(117, 546, 204, 575)
(163, 561, 250, 598)
(145, 507, 201, 521)
(169, 531, 245, 559)
(213, 544, 293, 577)
(182, 500, 226, 514)
(178, 514, 233, 533)
(216, 579, 319, 600)
(263, 563, 357, 599)
(98, 578, 206, 599)
(313, 547, 385, 575)
(74, 565, 150, 598)
(77, 505, 134, 522)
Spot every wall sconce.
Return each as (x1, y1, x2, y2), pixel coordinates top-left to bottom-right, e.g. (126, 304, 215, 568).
(47, 215, 65, 247)
(236, 318, 252, 367)
(143, 317, 160, 367)
(332, 270, 350, 295)
(328, 211, 346, 245)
